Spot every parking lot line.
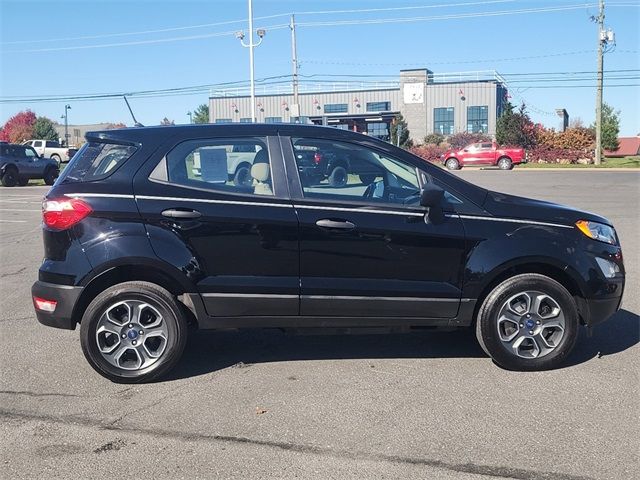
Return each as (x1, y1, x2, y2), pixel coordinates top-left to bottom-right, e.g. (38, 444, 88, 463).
(0, 219, 27, 223)
(0, 208, 42, 212)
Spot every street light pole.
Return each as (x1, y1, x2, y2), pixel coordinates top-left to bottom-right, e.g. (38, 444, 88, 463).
(64, 104, 71, 146)
(237, 0, 265, 123)
(187, 111, 193, 124)
(290, 14, 300, 122)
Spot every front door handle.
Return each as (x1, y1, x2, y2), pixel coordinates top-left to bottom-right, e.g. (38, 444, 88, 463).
(316, 219, 356, 230)
(161, 208, 202, 219)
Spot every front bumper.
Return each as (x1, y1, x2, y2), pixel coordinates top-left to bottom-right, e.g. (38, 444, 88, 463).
(31, 280, 83, 330)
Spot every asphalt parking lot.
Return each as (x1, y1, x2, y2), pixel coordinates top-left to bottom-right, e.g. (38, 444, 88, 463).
(1, 171, 638, 480)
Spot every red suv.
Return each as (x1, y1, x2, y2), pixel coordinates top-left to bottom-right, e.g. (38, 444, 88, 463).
(442, 142, 526, 170)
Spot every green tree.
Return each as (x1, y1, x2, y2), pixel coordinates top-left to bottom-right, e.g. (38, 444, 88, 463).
(32, 116, 59, 141)
(192, 104, 210, 124)
(390, 113, 411, 148)
(591, 103, 620, 151)
(496, 102, 536, 148)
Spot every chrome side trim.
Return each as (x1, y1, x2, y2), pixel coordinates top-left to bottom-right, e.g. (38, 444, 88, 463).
(135, 195, 292, 209)
(450, 213, 573, 229)
(294, 204, 425, 217)
(202, 293, 298, 299)
(66, 193, 135, 199)
(302, 295, 460, 302)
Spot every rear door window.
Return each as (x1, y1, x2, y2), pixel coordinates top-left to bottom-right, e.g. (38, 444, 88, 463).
(58, 142, 137, 183)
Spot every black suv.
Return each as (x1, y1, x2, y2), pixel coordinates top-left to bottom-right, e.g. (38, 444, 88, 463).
(32, 125, 625, 382)
(0, 143, 59, 186)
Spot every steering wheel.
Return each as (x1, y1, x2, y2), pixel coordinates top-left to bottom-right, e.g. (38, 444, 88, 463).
(362, 183, 375, 199)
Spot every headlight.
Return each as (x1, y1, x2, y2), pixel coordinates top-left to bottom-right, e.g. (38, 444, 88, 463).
(575, 220, 617, 245)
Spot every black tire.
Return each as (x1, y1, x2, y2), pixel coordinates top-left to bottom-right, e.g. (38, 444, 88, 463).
(17, 177, 29, 186)
(328, 166, 348, 187)
(1, 167, 18, 187)
(233, 164, 252, 187)
(475, 273, 579, 371)
(445, 158, 460, 170)
(50, 154, 61, 167)
(359, 174, 376, 185)
(497, 157, 513, 170)
(80, 281, 188, 383)
(43, 168, 58, 186)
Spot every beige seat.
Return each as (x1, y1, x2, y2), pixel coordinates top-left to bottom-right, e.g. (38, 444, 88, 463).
(251, 149, 273, 196)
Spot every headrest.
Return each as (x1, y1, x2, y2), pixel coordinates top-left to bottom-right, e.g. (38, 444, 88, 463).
(253, 148, 268, 164)
(251, 162, 270, 182)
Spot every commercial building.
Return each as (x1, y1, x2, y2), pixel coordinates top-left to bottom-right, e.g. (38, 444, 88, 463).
(209, 69, 508, 143)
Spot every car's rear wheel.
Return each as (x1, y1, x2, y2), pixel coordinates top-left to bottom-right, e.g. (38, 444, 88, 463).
(43, 168, 58, 186)
(1, 167, 18, 187)
(328, 166, 348, 187)
(498, 157, 513, 170)
(51, 154, 61, 167)
(18, 177, 29, 186)
(475, 273, 578, 371)
(445, 158, 460, 170)
(80, 281, 188, 383)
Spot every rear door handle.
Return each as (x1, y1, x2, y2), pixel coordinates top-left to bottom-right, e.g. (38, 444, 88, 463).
(316, 219, 356, 230)
(161, 208, 202, 219)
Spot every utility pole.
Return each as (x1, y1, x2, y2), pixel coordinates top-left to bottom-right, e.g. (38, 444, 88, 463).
(63, 104, 71, 146)
(290, 14, 300, 122)
(236, 0, 265, 123)
(594, 0, 605, 165)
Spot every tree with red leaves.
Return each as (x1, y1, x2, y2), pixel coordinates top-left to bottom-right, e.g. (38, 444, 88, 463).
(0, 110, 37, 143)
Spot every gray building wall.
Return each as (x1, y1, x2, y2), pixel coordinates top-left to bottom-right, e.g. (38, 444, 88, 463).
(209, 69, 504, 142)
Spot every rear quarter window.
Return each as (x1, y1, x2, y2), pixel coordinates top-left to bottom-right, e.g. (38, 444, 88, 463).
(58, 142, 137, 183)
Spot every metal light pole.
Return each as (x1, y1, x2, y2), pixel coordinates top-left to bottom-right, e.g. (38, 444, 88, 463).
(63, 104, 71, 146)
(237, 0, 265, 123)
(187, 111, 193, 124)
(290, 14, 300, 122)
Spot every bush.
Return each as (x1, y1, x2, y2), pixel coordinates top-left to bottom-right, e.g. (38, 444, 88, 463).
(536, 127, 594, 151)
(409, 144, 447, 163)
(423, 133, 445, 146)
(447, 132, 491, 149)
(527, 144, 593, 164)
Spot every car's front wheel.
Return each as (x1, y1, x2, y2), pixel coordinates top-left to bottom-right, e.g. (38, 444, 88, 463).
(80, 281, 188, 383)
(1, 167, 18, 187)
(445, 158, 460, 170)
(475, 273, 578, 371)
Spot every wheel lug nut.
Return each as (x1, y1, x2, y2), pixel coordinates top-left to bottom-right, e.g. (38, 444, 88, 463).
(529, 330, 534, 335)
(132, 340, 137, 345)
(139, 330, 144, 335)
(526, 314, 531, 318)
(520, 323, 524, 328)
(128, 324, 133, 328)
(121, 334, 126, 338)
(536, 320, 541, 325)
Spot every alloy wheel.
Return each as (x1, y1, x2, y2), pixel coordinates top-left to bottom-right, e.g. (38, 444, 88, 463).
(496, 291, 565, 359)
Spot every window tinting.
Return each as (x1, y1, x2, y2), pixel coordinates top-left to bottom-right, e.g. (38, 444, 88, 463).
(467, 106, 488, 133)
(434, 107, 454, 135)
(33, 141, 42, 147)
(155, 138, 273, 196)
(292, 137, 420, 207)
(264, 117, 282, 124)
(45, 141, 59, 148)
(59, 142, 137, 183)
(215, 118, 233, 124)
(366, 122, 390, 141)
(239, 118, 252, 123)
(366, 101, 391, 112)
(323, 104, 348, 114)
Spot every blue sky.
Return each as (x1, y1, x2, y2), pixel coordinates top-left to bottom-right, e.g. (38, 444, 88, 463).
(1, 0, 638, 135)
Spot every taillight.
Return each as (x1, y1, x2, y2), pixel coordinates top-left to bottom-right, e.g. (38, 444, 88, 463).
(42, 197, 92, 230)
(313, 152, 323, 164)
(33, 296, 57, 313)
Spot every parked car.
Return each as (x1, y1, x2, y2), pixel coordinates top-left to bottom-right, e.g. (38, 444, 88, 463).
(0, 143, 59, 186)
(22, 139, 78, 166)
(32, 124, 624, 382)
(442, 142, 526, 170)
(294, 139, 384, 187)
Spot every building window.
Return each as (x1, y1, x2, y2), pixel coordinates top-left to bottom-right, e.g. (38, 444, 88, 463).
(434, 107, 454, 135)
(215, 118, 232, 124)
(239, 118, 252, 123)
(324, 103, 348, 114)
(467, 106, 488, 133)
(264, 117, 282, 123)
(366, 101, 391, 112)
(367, 122, 389, 141)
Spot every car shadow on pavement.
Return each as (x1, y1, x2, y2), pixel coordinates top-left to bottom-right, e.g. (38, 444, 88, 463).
(168, 327, 485, 381)
(167, 309, 639, 381)
(566, 308, 640, 367)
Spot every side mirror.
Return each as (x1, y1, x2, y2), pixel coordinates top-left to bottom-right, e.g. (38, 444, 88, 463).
(420, 184, 445, 224)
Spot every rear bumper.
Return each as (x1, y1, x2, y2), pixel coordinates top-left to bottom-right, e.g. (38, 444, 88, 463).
(31, 280, 83, 330)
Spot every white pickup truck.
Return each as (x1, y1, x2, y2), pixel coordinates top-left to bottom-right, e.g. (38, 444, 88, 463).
(22, 140, 77, 166)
